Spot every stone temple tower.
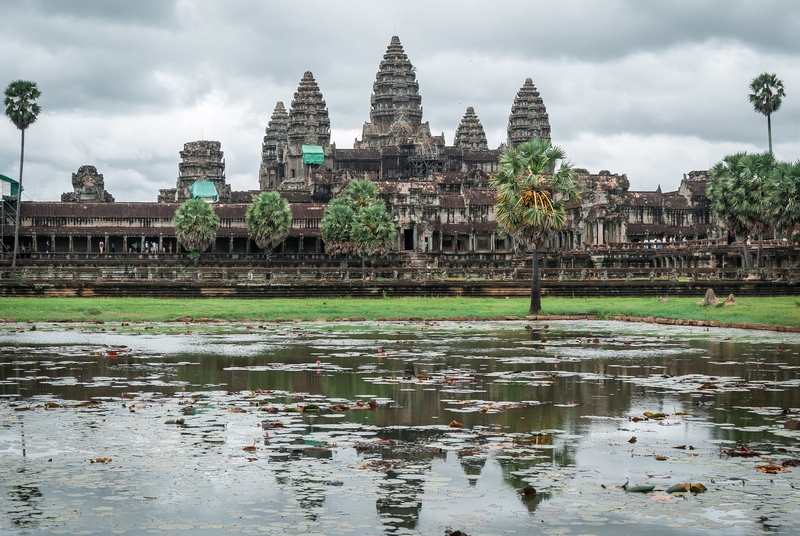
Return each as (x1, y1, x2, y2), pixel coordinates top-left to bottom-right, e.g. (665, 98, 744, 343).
(356, 36, 436, 149)
(454, 107, 489, 151)
(507, 78, 551, 148)
(284, 71, 332, 182)
(258, 101, 289, 190)
(159, 140, 231, 203)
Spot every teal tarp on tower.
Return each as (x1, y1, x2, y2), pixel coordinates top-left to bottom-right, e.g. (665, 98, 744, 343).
(189, 181, 218, 202)
(302, 145, 324, 165)
(0, 174, 20, 198)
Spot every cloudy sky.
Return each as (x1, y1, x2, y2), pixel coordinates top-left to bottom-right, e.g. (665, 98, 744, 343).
(1, 0, 798, 202)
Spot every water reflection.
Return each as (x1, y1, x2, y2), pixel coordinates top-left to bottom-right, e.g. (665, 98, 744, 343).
(2, 320, 800, 535)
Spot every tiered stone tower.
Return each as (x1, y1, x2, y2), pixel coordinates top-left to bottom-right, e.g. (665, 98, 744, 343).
(507, 78, 551, 148)
(258, 102, 289, 190)
(159, 140, 231, 203)
(356, 36, 437, 149)
(453, 107, 489, 151)
(287, 72, 331, 152)
(284, 72, 332, 182)
(61, 165, 115, 202)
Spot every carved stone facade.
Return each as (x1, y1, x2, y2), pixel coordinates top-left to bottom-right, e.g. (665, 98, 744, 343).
(61, 166, 114, 202)
(158, 140, 231, 203)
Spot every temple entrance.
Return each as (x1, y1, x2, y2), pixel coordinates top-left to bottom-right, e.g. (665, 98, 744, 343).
(403, 229, 414, 251)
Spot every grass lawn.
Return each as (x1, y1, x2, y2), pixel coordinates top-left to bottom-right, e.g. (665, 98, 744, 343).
(0, 296, 798, 327)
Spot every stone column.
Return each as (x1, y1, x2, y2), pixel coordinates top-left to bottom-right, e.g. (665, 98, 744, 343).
(140, 236, 146, 253)
(51, 234, 56, 253)
(229, 236, 234, 254)
(469, 231, 475, 252)
(32, 234, 37, 252)
(158, 235, 163, 253)
(104, 235, 110, 253)
(87, 235, 91, 253)
(298, 235, 304, 253)
(68, 235, 73, 253)
(122, 235, 128, 253)
(246, 238, 251, 254)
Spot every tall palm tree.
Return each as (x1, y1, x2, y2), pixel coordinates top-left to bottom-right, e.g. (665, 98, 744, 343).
(246, 191, 292, 267)
(172, 198, 220, 266)
(749, 73, 786, 153)
(708, 151, 776, 269)
(3, 80, 41, 269)
(490, 139, 578, 314)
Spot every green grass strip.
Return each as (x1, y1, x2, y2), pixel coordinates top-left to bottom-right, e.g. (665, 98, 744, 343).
(0, 296, 798, 327)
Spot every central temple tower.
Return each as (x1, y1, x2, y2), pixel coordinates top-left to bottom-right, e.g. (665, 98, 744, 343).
(355, 36, 438, 149)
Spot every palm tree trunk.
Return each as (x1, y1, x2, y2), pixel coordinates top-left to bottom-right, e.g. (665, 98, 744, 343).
(757, 235, 763, 270)
(529, 244, 541, 314)
(767, 114, 773, 153)
(11, 129, 24, 270)
(741, 240, 752, 269)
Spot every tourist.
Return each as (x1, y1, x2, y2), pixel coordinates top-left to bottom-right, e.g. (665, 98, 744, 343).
(99, 241, 104, 253)
(45, 240, 50, 253)
(168, 241, 173, 254)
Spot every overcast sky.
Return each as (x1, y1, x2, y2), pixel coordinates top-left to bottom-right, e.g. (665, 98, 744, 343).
(2, 0, 798, 202)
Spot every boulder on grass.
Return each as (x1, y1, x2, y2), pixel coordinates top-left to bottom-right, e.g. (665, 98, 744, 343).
(696, 288, 721, 306)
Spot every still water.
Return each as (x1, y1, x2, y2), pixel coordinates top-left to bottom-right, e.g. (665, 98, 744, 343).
(1, 320, 800, 535)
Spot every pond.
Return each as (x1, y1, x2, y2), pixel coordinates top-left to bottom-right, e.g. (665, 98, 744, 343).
(1, 319, 800, 535)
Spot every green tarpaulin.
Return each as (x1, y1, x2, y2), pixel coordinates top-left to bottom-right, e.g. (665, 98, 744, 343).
(302, 145, 324, 165)
(189, 181, 218, 201)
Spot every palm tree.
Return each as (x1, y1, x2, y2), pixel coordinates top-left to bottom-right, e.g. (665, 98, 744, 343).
(749, 73, 786, 153)
(321, 178, 396, 270)
(172, 198, 220, 266)
(320, 198, 356, 257)
(490, 139, 578, 314)
(246, 191, 292, 267)
(3, 80, 42, 269)
(351, 202, 396, 273)
(343, 179, 380, 209)
(708, 151, 776, 269)
(765, 160, 800, 243)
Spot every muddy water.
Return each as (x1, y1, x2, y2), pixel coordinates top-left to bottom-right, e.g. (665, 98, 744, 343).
(1, 320, 800, 535)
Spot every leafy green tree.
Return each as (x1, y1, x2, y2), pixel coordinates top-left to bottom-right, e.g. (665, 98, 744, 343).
(246, 191, 292, 267)
(490, 139, 578, 314)
(3, 80, 41, 269)
(320, 179, 396, 270)
(749, 73, 786, 153)
(765, 160, 800, 242)
(708, 151, 776, 268)
(172, 198, 220, 265)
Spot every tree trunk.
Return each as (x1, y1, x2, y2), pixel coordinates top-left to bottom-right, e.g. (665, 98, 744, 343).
(741, 239, 752, 269)
(12, 129, 24, 270)
(767, 113, 773, 153)
(757, 234, 764, 270)
(529, 244, 541, 314)
(361, 255, 366, 280)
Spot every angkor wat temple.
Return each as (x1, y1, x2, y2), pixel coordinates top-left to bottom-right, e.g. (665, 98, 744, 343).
(1, 36, 749, 267)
